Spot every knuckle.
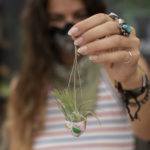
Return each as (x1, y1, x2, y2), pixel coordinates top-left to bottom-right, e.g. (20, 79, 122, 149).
(136, 38, 141, 47)
(131, 50, 140, 64)
(76, 22, 84, 31)
(134, 51, 140, 63)
(81, 33, 88, 43)
(131, 26, 136, 34)
(132, 37, 141, 47)
(136, 50, 140, 59)
(82, 29, 95, 43)
(95, 13, 108, 22)
(113, 35, 122, 45)
(107, 21, 117, 31)
(96, 13, 105, 18)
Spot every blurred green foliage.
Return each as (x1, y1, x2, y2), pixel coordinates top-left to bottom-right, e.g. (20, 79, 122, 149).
(115, 0, 150, 17)
(106, 0, 150, 33)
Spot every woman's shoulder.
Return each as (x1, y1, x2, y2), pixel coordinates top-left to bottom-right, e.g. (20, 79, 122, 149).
(10, 77, 19, 91)
(9, 76, 20, 103)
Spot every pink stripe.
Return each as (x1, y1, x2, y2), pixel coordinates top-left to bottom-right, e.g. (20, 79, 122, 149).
(97, 95, 114, 101)
(46, 94, 114, 109)
(45, 110, 124, 122)
(35, 142, 134, 150)
(47, 102, 57, 108)
(96, 111, 124, 116)
(47, 95, 114, 105)
(37, 126, 131, 137)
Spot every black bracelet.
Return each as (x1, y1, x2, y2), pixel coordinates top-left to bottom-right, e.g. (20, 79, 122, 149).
(114, 67, 150, 121)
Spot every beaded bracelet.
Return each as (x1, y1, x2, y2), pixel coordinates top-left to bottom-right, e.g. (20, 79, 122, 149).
(114, 65, 150, 121)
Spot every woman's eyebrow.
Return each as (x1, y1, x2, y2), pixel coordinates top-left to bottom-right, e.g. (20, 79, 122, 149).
(48, 12, 65, 18)
(73, 8, 87, 15)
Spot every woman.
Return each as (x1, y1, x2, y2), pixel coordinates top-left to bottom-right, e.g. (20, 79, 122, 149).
(3, 0, 150, 150)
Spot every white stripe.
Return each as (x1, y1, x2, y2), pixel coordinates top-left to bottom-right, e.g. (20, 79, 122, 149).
(35, 130, 133, 142)
(34, 134, 134, 147)
(33, 76, 134, 150)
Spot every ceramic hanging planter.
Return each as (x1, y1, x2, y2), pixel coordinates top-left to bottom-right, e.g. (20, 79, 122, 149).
(65, 120, 87, 137)
(54, 90, 100, 137)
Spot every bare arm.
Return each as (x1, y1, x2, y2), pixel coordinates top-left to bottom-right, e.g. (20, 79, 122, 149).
(121, 58, 150, 141)
(8, 78, 20, 150)
(68, 13, 150, 141)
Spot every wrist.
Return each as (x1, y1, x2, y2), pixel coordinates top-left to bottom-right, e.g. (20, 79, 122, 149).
(121, 66, 143, 90)
(114, 65, 149, 121)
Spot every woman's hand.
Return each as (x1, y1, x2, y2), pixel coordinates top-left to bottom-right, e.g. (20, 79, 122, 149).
(68, 13, 141, 84)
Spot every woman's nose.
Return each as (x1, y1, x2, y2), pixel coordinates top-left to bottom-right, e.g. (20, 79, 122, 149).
(66, 15, 75, 23)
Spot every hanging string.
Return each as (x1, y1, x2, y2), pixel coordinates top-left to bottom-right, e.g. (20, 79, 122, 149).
(75, 47, 83, 99)
(67, 45, 83, 111)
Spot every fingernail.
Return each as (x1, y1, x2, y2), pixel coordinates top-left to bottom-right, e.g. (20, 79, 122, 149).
(74, 37, 83, 45)
(89, 56, 98, 61)
(68, 27, 79, 36)
(78, 46, 88, 54)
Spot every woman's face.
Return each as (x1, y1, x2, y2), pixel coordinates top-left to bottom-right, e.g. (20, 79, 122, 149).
(47, 0, 87, 65)
(47, 0, 87, 28)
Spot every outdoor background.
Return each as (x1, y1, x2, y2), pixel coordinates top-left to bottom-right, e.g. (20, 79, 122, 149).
(1, 0, 150, 102)
(0, 0, 150, 146)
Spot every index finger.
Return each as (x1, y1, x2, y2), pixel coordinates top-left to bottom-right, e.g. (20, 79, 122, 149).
(68, 13, 112, 38)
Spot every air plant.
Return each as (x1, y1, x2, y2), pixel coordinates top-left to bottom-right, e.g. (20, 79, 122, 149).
(54, 46, 100, 137)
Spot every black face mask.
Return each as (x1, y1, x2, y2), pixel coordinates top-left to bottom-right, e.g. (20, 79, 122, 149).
(49, 23, 75, 62)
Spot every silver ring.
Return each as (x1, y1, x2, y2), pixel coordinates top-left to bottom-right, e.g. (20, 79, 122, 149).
(109, 12, 119, 20)
(109, 12, 131, 36)
(124, 51, 132, 64)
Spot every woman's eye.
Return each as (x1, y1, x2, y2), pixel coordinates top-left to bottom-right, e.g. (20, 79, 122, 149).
(49, 15, 65, 22)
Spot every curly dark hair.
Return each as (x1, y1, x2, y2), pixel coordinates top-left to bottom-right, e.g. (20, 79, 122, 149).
(6, 0, 106, 150)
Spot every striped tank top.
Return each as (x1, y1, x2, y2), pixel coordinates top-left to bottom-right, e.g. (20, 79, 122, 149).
(33, 73, 135, 150)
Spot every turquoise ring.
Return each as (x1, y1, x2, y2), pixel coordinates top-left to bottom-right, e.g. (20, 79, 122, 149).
(118, 18, 131, 36)
(109, 13, 131, 36)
